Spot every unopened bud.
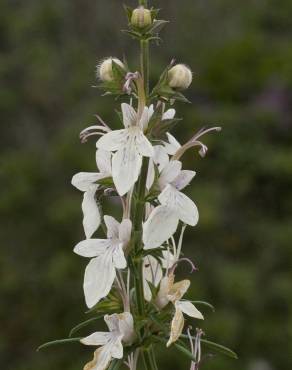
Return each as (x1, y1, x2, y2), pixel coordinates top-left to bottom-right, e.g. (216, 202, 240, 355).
(131, 6, 152, 29)
(97, 57, 125, 82)
(168, 64, 193, 90)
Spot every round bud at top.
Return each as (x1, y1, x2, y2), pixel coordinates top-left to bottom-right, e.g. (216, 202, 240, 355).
(97, 57, 125, 82)
(167, 64, 193, 90)
(131, 6, 152, 29)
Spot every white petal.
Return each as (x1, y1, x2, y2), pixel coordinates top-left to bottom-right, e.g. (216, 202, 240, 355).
(121, 103, 137, 128)
(162, 108, 176, 120)
(167, 305, 184, 347)
(112, 139, 142, 196)
(82, 185, 100, 239)
(143, 205, 179, 249)
(112, 244, 127, 269)
(158, 160, 182, 189)
(143, 279, 152, 302)
(74, 239, 111, 258)
(96, 149, 112, 174)
(176, 300, 204, 320)
(161, 250, 176, 269)
(143, 255, 163, 287)
(104, 215, 119, 239)
(139, 105, 154, 131)
(171, 170, 196, 191)
(110, 337, 123, 359)
(71, 172, 103, 192)
(118, 219, 132, 245)
(136, 131, 154, 157)
(82, 347, 111, 370)
(96, 130, 126, 151)
(84, 254, 116, 308)
(158, 185, 199, 226)
(146, 159, 155, 190)
(104, 313, 120, 332)
(117, 312, 135, 345)
(81, 332, 111, 346)
(153, 145, 169, 171)
(164, 132, 181, 155)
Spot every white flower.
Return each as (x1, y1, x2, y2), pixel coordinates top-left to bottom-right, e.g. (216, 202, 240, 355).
(74, 216, 132, 308)
(143, 158, 198, 249)
(81, 312, 135, 370)
(71, 149, 112, 239)
(143, 255, 163, 302)
(155, 274, 203, 347)
(96, 103, 155, 196)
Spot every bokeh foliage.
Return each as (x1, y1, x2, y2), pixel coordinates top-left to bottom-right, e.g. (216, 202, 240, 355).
(1, 0, 292, 369)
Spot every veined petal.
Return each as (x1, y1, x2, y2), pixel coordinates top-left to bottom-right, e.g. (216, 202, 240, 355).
(110, 336, 124, 359)
(112, 138, 142, 196)
(112, 244, 127, 269)
(158, 185, 199, 226)
(164, 132, 181, 155)
(143, 205, 179, 249)
(118, 219, 132, 245)
(176, 300, 204, 320)
(96, 149, 112, 174)
(153, 145, 169, 171)
(122, 103, 137, 128)
(171, 170, 196, 191)
(117, 312, 135, 345)
(72, 172, 103, 192)
(104, 215, 119, 239)
(82, 347, 111, 370)
(159, 160, 182, 189)
(167, 305, 184, 347)
(74, 239, 112, 258)
(96, 130, 126, 151)
(162, 108, 176, 120)
(82, 185, 100, 239)
(136, 131, 154, 157)
(81, 332, 111, 346)
(168, 279, 190, 302)
(84, 254, 116, 308)
(139, 105, 154, 131)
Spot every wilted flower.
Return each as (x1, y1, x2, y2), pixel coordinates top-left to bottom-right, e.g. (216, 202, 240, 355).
(168, 64, 193, 90)
(97, 57, 125, 82)
(131, 6, 152, 28)
(74, 216, 132, 308)
(81, 312, 135, 370)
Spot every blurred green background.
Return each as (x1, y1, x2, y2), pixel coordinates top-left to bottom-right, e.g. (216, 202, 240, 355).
(1, 0, 292, 369)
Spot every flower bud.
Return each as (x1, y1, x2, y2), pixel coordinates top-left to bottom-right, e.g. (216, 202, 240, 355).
(131, 6, 152, 29)
(167, 64, 193, 90)
(97, 57, 125, 82)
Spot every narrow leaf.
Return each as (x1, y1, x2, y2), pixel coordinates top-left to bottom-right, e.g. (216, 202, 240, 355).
(201, 339, 238, 359)
(69, 315, 103, 337)
(190, 300, 215, 312)
(37, 337, 82, 351)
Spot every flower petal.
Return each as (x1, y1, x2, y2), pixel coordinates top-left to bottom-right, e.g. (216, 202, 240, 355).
(72, 172, 103, 192)
(104, 313, 120, 332)
(158, 185, 199, 226)
(83, 254, 116, 308)
(112, 139, 142, 196)
(171, 170, 196, 191)
(176, 300, 204, 320)
(74, 239, 111, 258)
(146, 159, 155, 190)
(117, 312, 135, 345)
(143, 205, 179, 249)
(118, 219, 132, 245)
(82, 347, 111, 370)
(139, 105, 154, 131)
(153, 145, 169, 170)
(110, 337, 124, 359)
(162, 108, 176, 120)
(136, 131, 154, 157)
(143, 255, 163, 287)
(167, 305, 184, 347)
(82, 185, 100, 239)
(81, 332, 111, 346)
(168, 279, 190, 302)
(104, 215, 119, 239)
(112, 244, 127, 269)
(159, 160, 182, 189)
(96, 149, 112, 174)
(122, 103, 137, 128)
(96, 130, 126, 151)
(164, 132, 181, 155)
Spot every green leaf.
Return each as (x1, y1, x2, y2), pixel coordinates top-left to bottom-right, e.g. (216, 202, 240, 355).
(37, 337, 82, 351)
(123, 5, 133, 23)
(108, 359, 124, 370)
(146, 20, 169, 34)
(201, 339, 238, 359)
(69, 315, 104, 337)
(153, 336, 196, 362)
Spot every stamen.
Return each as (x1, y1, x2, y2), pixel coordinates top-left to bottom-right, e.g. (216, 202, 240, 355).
(169, 257, 197, 275)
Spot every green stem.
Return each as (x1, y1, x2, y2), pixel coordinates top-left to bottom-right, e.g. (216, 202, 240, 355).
(140, 40, 150, 98)
(139, 0, 148, 6)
